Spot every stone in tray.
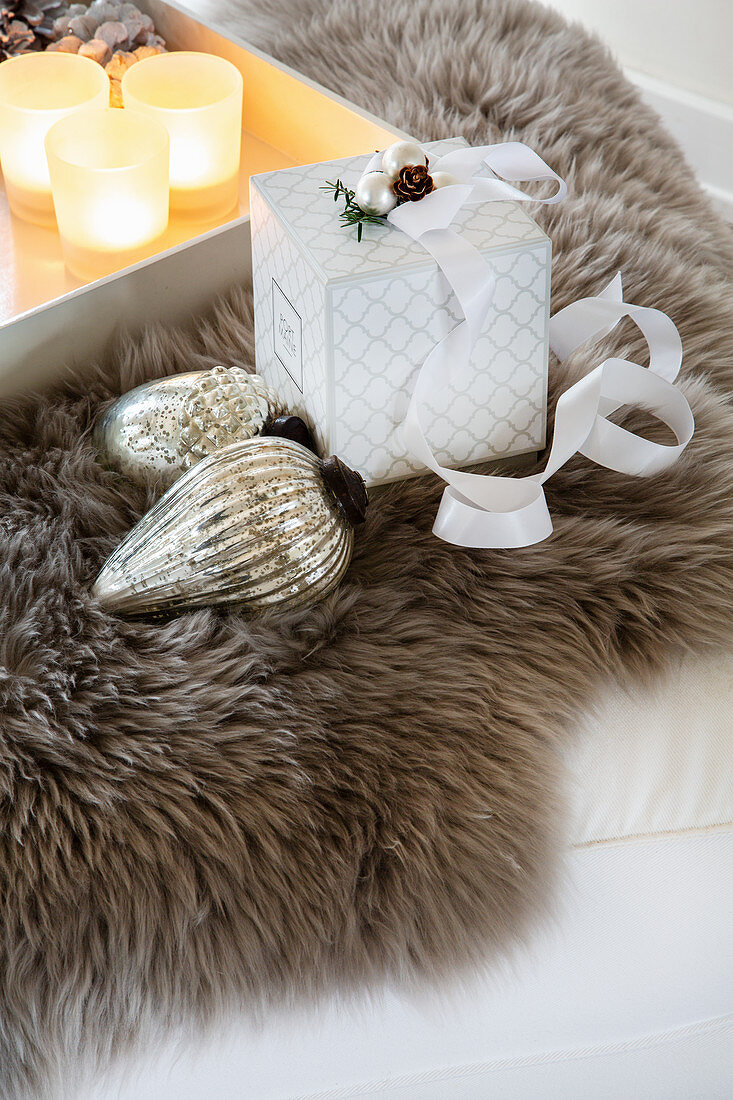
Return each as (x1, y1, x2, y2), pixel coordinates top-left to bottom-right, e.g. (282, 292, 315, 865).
(45, 1, 166, 67)
(39, 0, 168, 104)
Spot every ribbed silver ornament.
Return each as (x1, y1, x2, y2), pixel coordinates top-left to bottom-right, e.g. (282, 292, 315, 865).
(94, 366, 281, 487)
(93, 436, 359, 616)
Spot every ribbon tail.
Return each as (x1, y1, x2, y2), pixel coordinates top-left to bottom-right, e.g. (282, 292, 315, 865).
(370, 141, 694, 550)
(431, 141, 568, 204)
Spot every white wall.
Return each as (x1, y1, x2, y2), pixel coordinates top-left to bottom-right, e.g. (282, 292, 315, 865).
(540, 0, 733, 218)
(540, 0, 733, 107)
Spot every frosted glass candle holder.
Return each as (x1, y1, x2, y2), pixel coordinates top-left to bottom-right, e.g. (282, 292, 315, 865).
(122, 52, 243, 221)
(0, 52, 109, 227)
(45, 108, 170, 281)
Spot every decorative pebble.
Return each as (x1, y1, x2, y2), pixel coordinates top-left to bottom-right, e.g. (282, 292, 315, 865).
(48, 34, 83, 53)
(79, 37, 112, 65)
(133, 43, 162, 61)
(108, 78, 123, 108)
(96, 20, 128, 49)
(105, 49, 136, 79)
(25, 0, 167, 93)
(67, 13, 97, 41)
(123, 14, 145, 45)
(52, 14, 71, 37)
(88, 0, 120, 20)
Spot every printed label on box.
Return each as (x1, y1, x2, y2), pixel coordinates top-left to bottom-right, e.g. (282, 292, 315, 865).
(272, 278, 303, 391)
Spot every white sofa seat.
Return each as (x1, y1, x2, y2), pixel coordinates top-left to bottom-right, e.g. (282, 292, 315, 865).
(78, 653, 733, 1100)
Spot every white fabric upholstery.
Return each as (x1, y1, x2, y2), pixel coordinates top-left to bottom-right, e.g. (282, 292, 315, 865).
(80, 654, 733, 1100)
(570, 652, 733, 843)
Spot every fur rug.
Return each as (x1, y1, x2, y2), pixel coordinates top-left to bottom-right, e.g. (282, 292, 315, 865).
(2, 0, 733, 1095)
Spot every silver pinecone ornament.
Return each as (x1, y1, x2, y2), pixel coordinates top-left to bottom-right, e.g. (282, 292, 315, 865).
(93, 436, 368, 616)
(94, 365, 282, 487)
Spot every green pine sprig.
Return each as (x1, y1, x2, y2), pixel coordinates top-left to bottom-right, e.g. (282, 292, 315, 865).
(320, 178, 388, 242)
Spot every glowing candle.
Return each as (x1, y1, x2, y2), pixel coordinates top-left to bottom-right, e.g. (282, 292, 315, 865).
(0, 53, 109, 227)
(121, 52, 243, 221)
(45, 108, 170, 281)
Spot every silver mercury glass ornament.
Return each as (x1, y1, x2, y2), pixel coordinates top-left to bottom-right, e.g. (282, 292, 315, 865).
(353, 170, 397, 216)
(381, 140, 428, 181)
(93, 436, 368, 617)
(94, 365, 281, 488)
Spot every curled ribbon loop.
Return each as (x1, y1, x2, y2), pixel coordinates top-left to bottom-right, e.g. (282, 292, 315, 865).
(362, 142, 694, 549)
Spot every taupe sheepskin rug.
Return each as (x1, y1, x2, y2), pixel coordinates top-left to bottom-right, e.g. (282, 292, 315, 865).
(1, 0, 733, 1095)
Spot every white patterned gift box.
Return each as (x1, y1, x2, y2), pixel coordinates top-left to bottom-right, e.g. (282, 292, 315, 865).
(250, 138, 551, 486)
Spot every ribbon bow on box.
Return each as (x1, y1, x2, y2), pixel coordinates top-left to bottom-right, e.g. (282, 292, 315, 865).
(358, 143, 694, 550)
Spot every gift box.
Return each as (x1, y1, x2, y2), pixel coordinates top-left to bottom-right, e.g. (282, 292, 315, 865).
(250, 138, 552, 486)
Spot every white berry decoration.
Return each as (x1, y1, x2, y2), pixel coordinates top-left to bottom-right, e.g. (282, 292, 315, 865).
(430, 170, 461, 189)
(354, 171, 397, 216)
(381, 140, 428, 181)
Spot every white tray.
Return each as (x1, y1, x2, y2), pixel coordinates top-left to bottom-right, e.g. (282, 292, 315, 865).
(0, 0, 404, 395)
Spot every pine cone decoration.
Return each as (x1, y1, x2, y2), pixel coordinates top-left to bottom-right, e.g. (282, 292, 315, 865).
(0, 1, 66, 60)
(0, 15, 33, 60)
(394, 164, 434, 203)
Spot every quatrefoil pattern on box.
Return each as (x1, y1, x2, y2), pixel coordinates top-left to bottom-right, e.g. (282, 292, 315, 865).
(251, 139, 551, 486)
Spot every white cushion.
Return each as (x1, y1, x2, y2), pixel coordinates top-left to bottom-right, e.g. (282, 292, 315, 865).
(569, 652, 733, 845)
(76, 654, 733, 1100)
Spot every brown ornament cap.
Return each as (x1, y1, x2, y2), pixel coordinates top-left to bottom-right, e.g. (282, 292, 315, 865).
(320, 456, 368, 526)
(263, 415, 315, 452)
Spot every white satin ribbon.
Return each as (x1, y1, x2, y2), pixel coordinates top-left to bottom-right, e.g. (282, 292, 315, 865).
(359, 143, 694, 548)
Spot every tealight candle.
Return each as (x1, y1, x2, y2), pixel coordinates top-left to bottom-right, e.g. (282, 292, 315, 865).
(121, 52, 243, 221)
(0, 52, 109, 227)
(45, 108, 170, 281)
